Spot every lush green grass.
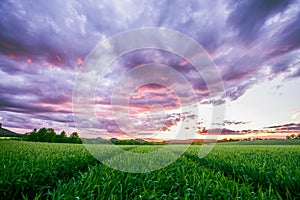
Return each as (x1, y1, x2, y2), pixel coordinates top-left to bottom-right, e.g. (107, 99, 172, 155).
(1, 140, 299, 199)
(218, 139, 300, 145)
(0, 137, 19, 140)
(0, 141, 98, 199)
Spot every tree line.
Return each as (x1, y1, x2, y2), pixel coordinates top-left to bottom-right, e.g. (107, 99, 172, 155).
(110, 139, 165, 145)
(23, 128, 82, 144)
(286, 133, 300, 140)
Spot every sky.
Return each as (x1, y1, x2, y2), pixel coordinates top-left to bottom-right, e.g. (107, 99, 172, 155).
(0, 0, 300, 140)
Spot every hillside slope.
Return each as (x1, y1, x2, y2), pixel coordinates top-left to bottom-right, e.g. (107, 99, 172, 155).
(0, 125, 22, 137)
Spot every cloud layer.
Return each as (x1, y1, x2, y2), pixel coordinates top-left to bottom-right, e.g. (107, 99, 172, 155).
(0, 0, 299, 137)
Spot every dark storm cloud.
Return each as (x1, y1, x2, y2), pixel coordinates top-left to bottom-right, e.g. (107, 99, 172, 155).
(0, 0, 106, 66)
(0, 110, 74, 131)
(275, 12, 300, 54)
(0, 64, 74, 103)
(0, 55, 24, 74)
(216, 0, 300, 90)
(0, 62, 74, 131)
(227, 0, 294, 43)
(153, 0, 227, 53)
(220, 55, 261, 82)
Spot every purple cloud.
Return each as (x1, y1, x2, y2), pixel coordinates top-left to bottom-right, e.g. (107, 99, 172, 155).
(265, 122, 300, 131)
(0, 0, 299, 136)
(227, 0, 294, 43)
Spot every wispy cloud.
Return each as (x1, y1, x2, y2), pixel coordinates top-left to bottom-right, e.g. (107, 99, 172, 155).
(265, 122, 300, 131)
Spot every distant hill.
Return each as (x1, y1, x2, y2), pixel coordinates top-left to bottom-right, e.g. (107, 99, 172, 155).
(0, 124, 22, 137)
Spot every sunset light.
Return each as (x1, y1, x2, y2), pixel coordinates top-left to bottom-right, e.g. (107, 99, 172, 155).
(1, 1, 300, 199)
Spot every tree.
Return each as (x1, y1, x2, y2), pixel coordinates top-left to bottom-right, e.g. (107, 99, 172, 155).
(70, 132, 81, 144)
(56, 131, 67, 143)
(290, 134, 296, 139)
(45, 128, 56, 142)
(70, 132, 79, 138)
(23, 128, 82, 144)
(37, 127, 47, 142)
(286, 134, 300, 140)
(60, 131, 66, 138)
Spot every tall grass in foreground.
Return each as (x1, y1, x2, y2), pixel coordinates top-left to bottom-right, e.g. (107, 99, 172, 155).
(0, 141, 97, 199)
(1, 141, 299, 199)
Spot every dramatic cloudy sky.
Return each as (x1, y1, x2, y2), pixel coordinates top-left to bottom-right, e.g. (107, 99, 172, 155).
(0, 0, 299, 139)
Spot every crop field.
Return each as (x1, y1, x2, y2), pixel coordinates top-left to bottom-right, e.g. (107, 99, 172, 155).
(1, 140, 300, 199)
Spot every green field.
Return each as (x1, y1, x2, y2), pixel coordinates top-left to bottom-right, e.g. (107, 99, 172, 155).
(1, 140, 300, 199)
